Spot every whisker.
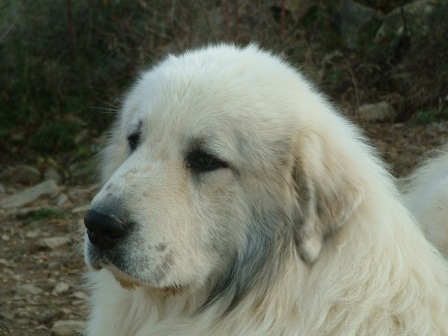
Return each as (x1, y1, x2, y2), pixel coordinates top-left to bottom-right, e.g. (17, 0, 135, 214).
(95, 98, 119, 109)
(87, 106, 118, 114)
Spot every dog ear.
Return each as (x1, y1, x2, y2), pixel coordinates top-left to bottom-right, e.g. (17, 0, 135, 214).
(293, 132, 365, 264)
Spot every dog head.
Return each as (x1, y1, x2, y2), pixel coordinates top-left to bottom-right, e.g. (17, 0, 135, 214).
(84, 44, 366, 299)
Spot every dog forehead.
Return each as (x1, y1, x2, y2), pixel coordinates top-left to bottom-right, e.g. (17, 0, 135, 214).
(118, 44, 319, 166)
(127, 45, 303, 130)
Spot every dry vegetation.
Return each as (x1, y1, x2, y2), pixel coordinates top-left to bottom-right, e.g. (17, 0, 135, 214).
(0, 0, 447, 161)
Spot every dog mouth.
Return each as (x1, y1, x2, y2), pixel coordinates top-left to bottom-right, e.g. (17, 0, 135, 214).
(109, 265, 185, 296)
(86, 255, 139, 289)
(89, 258, 185, 295)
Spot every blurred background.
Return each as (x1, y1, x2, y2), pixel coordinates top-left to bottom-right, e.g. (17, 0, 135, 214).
(1, 0, 447, 168)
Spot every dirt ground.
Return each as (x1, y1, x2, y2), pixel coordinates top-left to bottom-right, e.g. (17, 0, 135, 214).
(0, 120, 446, 336)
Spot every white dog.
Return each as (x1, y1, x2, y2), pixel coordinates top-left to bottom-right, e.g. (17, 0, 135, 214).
(83, 44, 448, 335)
(404, 146, 448, 258)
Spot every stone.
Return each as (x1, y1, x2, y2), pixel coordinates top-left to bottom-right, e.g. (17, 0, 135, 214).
(31, 325, 51, 335)
(375, 0, 439, 44)
(25, 230, 41, 239)
(61, 308, 72, 315)
(6, 165, 41, 185)
(72, 291, 89, 300)
(0, 180, 60, 209)
(44, 166, 62, 183)
(330, 0, 383, 49)
(71, 204, 90, 214)
(52, 282, 70, 296)
(37, 310, 59, 324)
(56, 193, 69, 207)
(51, 320, 85, 336)
(11, 274, 23, 281)
(358, 101, 397, 122)
(17, 284, 43, 296)
(37, 236, 71, 250)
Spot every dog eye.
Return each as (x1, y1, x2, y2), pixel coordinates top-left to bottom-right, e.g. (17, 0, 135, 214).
(127, 132, 141, 152)
(186, 150, 228, 172)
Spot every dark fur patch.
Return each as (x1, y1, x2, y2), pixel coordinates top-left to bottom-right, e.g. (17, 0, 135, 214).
(153, 251, 174, 283)
(155, 243, 167, 252)
(200, 205, 285, 315)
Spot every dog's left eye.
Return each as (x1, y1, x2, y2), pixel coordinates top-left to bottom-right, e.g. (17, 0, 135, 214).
(127, 132, 141, 152)
(186, 150, 228, 172)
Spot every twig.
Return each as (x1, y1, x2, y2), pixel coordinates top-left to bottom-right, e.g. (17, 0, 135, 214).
(342, 54, 360, 121)
(66, 0, 77, 63)
(0, 16, 18, 42)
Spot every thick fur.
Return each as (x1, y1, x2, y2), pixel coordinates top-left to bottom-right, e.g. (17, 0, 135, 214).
(403, 146, 448, 258)
(84, 44, 448, 335)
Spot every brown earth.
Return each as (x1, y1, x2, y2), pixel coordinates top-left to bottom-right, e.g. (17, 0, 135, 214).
(0, 120, 446, 336)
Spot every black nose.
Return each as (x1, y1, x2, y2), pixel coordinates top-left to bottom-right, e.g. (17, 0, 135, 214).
(84, 209, 127, 249)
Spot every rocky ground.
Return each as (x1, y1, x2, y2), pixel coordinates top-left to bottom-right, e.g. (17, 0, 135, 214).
(0, 166, 96, 336)
(0, 120, 446, 336)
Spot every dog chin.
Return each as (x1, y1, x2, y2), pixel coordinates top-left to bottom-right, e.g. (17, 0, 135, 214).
(104, 264, 185, 296)
(106, 265, 142, 290)
(88, 260, 103, 271)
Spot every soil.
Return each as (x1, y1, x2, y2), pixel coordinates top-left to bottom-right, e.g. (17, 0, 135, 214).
(0, 120, 446, 336)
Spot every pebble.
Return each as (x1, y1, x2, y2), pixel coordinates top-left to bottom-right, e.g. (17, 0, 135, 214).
(51, 320, 85, 336)
(57, 193, 69, 207)
(61, 308, 72, 315)
(37, 236, 71, 250)
(71, 204, 90, 214)
(358, 101, 397, 122)
(11, 274, 23, 281)
(72, 291, 89, 300)
(25, 230, 41, 239)
(32, 325, 51, 335)
(17, 283, 43, 296)
(36, 310, 58, 323)
(52, 282, 70, 296)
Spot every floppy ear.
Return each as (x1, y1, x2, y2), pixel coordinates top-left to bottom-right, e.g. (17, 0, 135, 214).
(293, 132, 365, 264)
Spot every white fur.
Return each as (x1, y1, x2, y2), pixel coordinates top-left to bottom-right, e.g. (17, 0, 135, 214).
(404, 146, 448, 258)
(84, 44, 448, 335)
